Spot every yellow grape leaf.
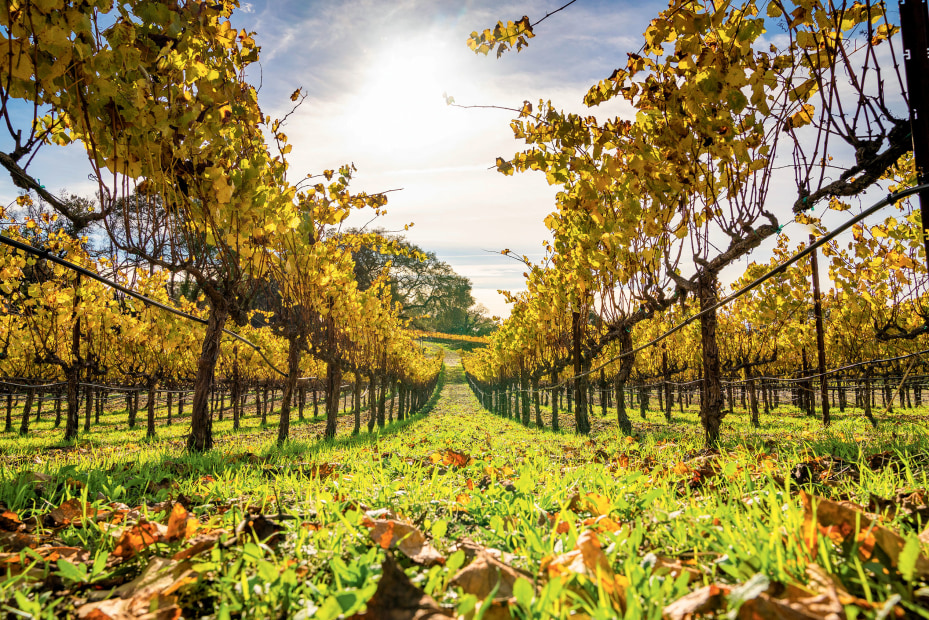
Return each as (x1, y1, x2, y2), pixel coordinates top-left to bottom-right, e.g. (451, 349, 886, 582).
(786, 104, 815, 129)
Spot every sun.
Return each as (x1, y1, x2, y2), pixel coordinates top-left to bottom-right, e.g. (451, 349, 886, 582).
(344, 38, 469, 158)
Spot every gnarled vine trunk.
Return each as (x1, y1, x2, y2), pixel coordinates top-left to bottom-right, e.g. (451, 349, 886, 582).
(277, 333, 305, 445)
(324, 359, 342, 439)
(520, 367, 530, 426)
(353, 377, 362, 434)
(550, 369, 560, 432)
(64, 368, 81, 441)
(698, 277, 725, 446)
(614, 327, 634, 435)
(572, 311, 591, 434)
(532, 377, 542, 427)
(145, 377, 158, 439)
(186, 305, 228, 452)
(19, 387, 34, 436)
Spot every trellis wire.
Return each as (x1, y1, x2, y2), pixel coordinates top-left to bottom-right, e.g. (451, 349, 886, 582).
(522, 182, 929, 391)
(0, 233, 288, 377)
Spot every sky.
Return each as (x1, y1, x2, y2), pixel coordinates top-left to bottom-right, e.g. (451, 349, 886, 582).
(0, 0, 908, 318)
(222, 0, 663, 317)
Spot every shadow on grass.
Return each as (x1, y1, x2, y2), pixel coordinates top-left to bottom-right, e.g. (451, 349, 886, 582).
(273, 365, 448, 460)
(0, 366, 449, 511)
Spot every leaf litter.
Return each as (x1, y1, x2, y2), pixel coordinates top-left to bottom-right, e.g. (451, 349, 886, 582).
(2, 353, 929, 618)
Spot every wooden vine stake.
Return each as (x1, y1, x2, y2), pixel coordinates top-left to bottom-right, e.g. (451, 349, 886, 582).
(810, 235, 830, 426)
(900, 0, 929, 268)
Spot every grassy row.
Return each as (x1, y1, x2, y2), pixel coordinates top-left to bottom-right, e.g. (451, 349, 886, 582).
(0, 352, 927, 618)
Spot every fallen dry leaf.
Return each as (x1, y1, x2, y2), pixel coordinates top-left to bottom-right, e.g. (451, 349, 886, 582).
(868, 488, 929, 526)
(801, 491, 929, 578)
(545, 531, 625, 592)
(234, 513, 283, 545)
(44, 498, 97, 528)
(429, 449, 471, 468)
(0, 545, 90, 577)
(663, 583, 728, 620)
(449, 550, 532, 601)
(568, 492, 612, 517)
(664, 566, 868, 620)
(112, 522, 166, 559)
(582, 515, 623, 533)
(544, 531, 626, 613)
(348, 552, 451, 619)
(865, 451, 900, 472)
(0, 510, 22, 531)
(0, 530, 37, 552)
(305, 462, 339, 478)
(449, 538, 516, 565)
(365, 519, 444, 566)
(164, 503, 198, 542)
(649, 555, 703, 584)
(172, 531, 226, 561)
(77, 556, 197, 620)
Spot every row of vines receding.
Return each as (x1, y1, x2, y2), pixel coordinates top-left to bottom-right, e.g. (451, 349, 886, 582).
(460, 0, 929, 446)
(0, 1, 442, 452)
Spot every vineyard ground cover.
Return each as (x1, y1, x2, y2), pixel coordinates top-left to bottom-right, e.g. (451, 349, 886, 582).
(0, 349, 927, 618)
(510, 397, 929, 446)
(0, 387, 388, 459)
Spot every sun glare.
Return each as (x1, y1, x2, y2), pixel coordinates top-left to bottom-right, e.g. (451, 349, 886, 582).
(345, 39, 466, 157)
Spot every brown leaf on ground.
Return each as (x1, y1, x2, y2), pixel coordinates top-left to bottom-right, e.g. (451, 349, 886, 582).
(103, 503, 137, 527)
(801, 491, 929, 578)
(469, 599, 518, 620)
(449, 550, 532, 601)
(791, 456, 859, 486)
(262, 462, 339, 480)
(649, 555, 703, 583)
(305, 462, 339, 478)
(741, 587, 844, 620)
(44, 498, 98, 528)
(234, 513, 283, 545)
(429, 449, 471, 468)
(663, 568, 849, 620)
(582, 515, 623, 533)
(663, 584, 729, 620)
(112, 522, 166, 559)
(77, 556, 197, 620)
(543, 531, 626, 615)
(172, 531, 226, 561)
(365, 519, 444, 566)
(544, 531, 627, 597)
(348, 553, 452, 619)
(0, 530, 36, 552)
(567, 492, 612, 517)
(0, 510, 22, 531)
(228, 451, 264, 465)
(164, 503, 198, 542)
(0, 545, 89, 577)
(865, 451, 900, 472)
(19, 471, 53, 494)
(868, 488, 929, 526)
(449, 538, 516, 565)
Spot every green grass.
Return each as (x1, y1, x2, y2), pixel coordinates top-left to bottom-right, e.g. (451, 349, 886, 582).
(1, 351, 928, 618)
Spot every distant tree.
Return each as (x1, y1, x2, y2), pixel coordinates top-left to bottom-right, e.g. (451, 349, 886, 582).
(351, 230, 495, 335)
